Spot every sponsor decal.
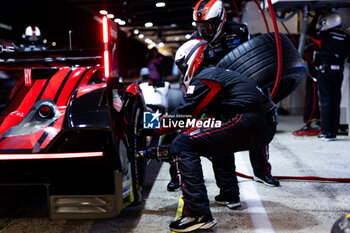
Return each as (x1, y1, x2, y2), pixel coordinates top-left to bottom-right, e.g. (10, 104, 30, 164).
(112, 89, 123, 112)
(186, 85, 195, 94)
(24, 68, 32, 86)
(0, 45, 15, 53)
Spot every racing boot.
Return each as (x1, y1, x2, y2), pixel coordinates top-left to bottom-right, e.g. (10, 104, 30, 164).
(253, 174, 280, 187)
(167, 177, 180, 192)
(215, 194, 241, 209)
(169, 214, 217, 232)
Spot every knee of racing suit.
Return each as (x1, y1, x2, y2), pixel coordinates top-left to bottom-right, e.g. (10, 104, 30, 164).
(170, 134, 195, 156)
(170, 133, 196, 156)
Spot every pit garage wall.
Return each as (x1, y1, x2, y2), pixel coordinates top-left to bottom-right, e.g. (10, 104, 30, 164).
(242, 2, 350, 133)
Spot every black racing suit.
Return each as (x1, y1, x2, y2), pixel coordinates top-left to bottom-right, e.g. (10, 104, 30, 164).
(192, 20, 274, 179)
(309, 26, 350, 135)
(191, 21, 249, 65)
(157, 67, 276, 217)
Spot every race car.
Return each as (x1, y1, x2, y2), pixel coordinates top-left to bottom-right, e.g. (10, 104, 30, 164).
(0, 17, 147, 219)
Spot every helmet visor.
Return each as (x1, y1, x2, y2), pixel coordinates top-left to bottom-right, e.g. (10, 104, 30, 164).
(196, 20, 219, 40)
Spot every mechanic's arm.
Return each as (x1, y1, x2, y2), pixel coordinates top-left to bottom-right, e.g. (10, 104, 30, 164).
(154, 78, 221, 135)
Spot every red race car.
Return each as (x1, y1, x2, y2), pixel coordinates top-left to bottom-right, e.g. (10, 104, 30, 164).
(0, 17, 147, 219)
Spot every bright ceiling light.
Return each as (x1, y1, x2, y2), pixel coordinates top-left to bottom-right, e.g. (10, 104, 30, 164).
(158, 42, 165, 47)
(134, 29, 139, 34)
(156, 2, 166, 7)
(192, 22, 196, 26)
(107, 14, 114, 19)
(185, 34, 191, 39)
(119, 20, 126, 25)
(170, 23, 177, 27)
(138, 34, 144, 39)
(145, 22, 153, 27)
(114, 18, 121, 23)
(99, 10, 108, 15)
(145, 38, 153, 44)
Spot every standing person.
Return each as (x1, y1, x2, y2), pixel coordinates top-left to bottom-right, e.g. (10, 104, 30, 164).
(146, 47, 163, 85)
(166, 0, 279, 193)
(310, 12, 350, 140)
(158, 39, 277, 232)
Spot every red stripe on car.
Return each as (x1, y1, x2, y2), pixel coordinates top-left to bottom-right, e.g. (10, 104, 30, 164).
(0, 80, 48, 136)
(56, 67, 87, 106)
(40, 68, 71, 100)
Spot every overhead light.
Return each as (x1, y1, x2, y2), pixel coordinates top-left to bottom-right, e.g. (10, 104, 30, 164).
(99, 10, 108, 15)
(170, 23, 177, 27)
(138, 34, 144, 39)
(145, 38, 153, 44)
(156, 2, 166, 7)
(107, 14, 114, 19)
(114, 18, 121, 23)
(185, 34, 191, 39)
(192, 22, 196, 26)
(145, 22, 153, 27)
(134, 29, 139, 34)
(43, 39, 47, 44)
(52, 42, 57, 46)
(158, 42, 165, 47)
(119, 20, 126, 25)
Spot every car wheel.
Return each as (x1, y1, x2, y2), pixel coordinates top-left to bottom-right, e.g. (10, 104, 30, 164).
(128, 102, 146, 205)
(217, 33, 308, 103)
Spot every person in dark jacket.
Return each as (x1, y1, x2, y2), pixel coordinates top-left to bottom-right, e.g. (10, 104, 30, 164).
(161, 39, 277, 232)
(167, 0, 279, 194)
(309, 11, 350, 140)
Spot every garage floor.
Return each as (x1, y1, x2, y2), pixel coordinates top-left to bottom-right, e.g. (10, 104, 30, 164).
(0, 115, 349, 233)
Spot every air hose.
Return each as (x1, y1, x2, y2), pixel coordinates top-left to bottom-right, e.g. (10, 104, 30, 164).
(266, 0, 282, 99)
(236, 172, 350, 182)
(232, 0, 242, 23)
(253, 0, 270, 33)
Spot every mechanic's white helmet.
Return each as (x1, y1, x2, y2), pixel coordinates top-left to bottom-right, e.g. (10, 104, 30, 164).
(25, 26, 41, 42)
(193, 0, 226, 43)
(317, 12, 342, 31)
(175, 39, 207, 89)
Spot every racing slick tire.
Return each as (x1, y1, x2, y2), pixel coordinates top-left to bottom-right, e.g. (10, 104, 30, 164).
(127, 99, 146, 205)
(217, 33, 308, 103)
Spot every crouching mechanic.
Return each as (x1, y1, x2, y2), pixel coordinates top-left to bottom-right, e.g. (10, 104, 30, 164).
(167, 0, 279, 192)
(154, 39, 277, 232)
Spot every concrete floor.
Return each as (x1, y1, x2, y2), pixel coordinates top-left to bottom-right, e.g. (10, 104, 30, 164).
(0, 115, 349, 233)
